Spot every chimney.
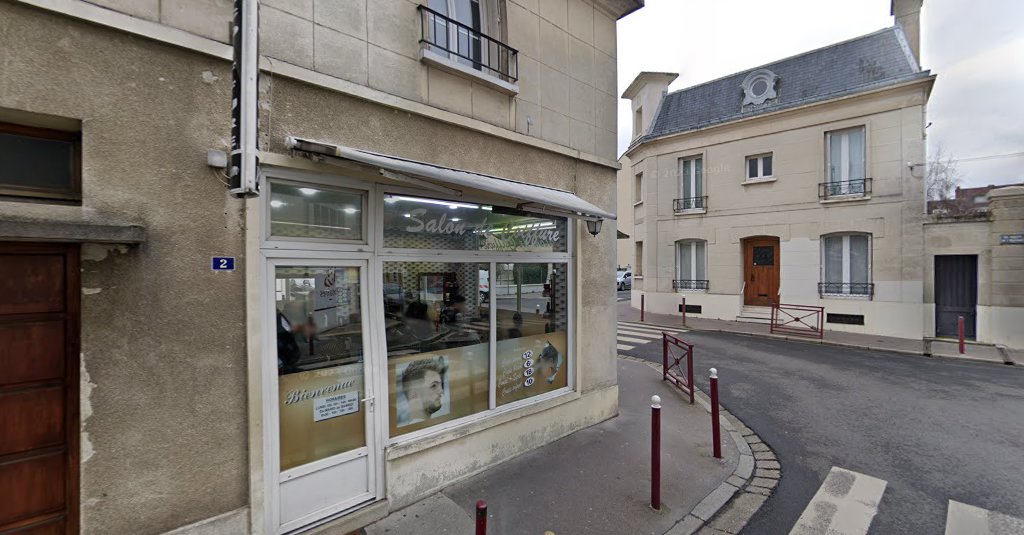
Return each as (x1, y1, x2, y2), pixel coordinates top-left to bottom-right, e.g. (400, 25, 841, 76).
(891, 0, 923, 66)
(622, 72, 678, 140)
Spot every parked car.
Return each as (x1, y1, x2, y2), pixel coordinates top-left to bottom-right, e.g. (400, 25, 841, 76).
(616, 269, 632, 291)
(479, 269, 490, 302)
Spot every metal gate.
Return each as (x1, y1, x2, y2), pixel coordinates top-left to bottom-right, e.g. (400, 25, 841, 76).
(934, 255, 977, 339)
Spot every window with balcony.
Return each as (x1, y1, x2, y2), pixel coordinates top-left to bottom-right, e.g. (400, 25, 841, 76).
(822, 127, 869, 199)
(746, 153, 773, 181)
(674, 240, 708, 291)
(820, 233, 873, 297)
(419, 0, 518, 93)
(675, 156, 706, 213)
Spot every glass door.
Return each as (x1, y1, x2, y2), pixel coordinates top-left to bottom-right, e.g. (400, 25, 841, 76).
(272, 261, 377, 533)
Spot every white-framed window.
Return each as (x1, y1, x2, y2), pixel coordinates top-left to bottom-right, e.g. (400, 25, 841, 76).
(635, 241, 644, 276)
(674, 240, 708, 290)
(634, 172, 643, 205)
(675, 156, 705, 212)
(825, 126, 867, 196)
(746, 153, 773, 180)
(634, 108, 642, 138)
(820, 233, 872, 296)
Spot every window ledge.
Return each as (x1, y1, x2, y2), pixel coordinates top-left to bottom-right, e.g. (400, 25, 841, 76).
(0, 215, 146, 244)
(674, 208, 707, 216)
(819, 293, 873, 300)
(675, 288, 708, 293)
(820, 195, 871, 204)
(742, 177, 776, 185)
(420, 48, 519, 96)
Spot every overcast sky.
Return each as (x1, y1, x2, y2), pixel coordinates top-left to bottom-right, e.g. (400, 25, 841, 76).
(616, 0, 1024, 188)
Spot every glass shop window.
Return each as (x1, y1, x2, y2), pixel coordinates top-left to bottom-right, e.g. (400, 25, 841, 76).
(494, 263, 569, 406)
(384, 261, 491, 437)
(269, 181, 365, 241)
(382, 194, 567, 253)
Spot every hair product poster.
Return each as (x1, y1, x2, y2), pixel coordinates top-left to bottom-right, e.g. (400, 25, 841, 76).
(496, 331, 568, 406)
(388, 343, 489, 437)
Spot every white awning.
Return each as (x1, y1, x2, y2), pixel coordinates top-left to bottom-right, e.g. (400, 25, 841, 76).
(285, 136, 616, 221)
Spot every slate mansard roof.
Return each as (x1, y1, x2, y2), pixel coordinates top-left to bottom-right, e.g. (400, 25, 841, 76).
(644, 26, 931, 141)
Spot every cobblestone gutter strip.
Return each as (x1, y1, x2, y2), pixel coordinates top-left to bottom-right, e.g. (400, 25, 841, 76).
(619, 355, 779, 535)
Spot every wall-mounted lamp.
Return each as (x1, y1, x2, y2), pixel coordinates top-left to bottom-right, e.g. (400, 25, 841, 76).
(586, 219, 603, 236)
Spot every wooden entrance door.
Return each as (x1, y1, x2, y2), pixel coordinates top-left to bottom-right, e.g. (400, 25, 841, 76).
(935, 255, 977, 339)
(743, 237, 780, 306)
(0, 243, 80, 534)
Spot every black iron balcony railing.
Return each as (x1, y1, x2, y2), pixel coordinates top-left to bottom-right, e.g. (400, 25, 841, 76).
(818, 282, 874, 297)
(819, 178, 872, 199)
(418, 5, 519, 83)
(673, 279, 709, 290)
(673, 196, 707, 212)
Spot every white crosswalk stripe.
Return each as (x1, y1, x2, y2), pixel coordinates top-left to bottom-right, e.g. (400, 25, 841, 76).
(788, 468, 1024, 534)
(946, 500, 1024, 535)
(790, 467, 886, 535)
(615, 321, 688, 353)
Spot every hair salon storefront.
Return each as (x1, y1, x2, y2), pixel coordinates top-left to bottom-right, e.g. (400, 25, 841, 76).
(245, 139, 615, 534)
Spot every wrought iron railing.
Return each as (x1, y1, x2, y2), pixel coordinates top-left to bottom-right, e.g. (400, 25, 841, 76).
(818, 282, 874, 296)
(673, 196, 707, 212)
(418, 5, 518, 83)
(673, 279, 709, 290)
(819, 178, 872, 199)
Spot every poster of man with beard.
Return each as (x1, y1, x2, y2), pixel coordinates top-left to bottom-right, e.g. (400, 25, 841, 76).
(396, 356, 450, 427)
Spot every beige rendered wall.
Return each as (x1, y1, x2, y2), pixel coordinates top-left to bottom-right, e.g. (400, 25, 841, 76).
(0, 3, 248, 533)
(72, 0, 620, 161)
(627, 81, 931, 338)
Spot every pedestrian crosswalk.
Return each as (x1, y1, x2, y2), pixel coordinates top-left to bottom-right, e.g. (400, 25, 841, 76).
(616, 321, 687, 352)
(789, 466, 1024, 535)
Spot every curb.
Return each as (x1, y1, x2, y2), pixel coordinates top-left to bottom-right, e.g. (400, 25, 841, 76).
(619, 355, 779, 535)
(624, 318, 1018, 366)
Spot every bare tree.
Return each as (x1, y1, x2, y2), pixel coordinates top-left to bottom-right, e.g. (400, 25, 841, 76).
(926, 145, 962, 200)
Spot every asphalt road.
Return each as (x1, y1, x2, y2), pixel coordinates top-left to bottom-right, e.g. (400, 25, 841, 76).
(625, 329, 1024, 534)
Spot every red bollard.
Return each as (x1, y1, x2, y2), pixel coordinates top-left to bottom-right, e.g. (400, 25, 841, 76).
(641, 294, 645, 322)
(475, 500, 487, 535)
(958, 316, 965, 354)
(682, 297, 687, 327)
(651, 395, 662, 510)
(710, 368, 721, 459)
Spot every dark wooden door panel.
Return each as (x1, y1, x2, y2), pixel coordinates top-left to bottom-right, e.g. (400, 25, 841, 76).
(0, 388, 65, 456)
(0, 321, 65, 386)
(0, 453, 66, 526)
(0, 254, 65, 315)
(0, 243, 79, 535)
(743, 238, 780, 306)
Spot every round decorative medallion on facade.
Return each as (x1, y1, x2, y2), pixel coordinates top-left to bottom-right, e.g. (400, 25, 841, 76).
(741, 69, 779, 106)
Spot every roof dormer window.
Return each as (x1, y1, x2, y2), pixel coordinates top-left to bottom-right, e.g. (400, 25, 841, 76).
(741, 69, 779, 107)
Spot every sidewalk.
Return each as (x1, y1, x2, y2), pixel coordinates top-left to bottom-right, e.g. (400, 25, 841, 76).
(363, 358, 738, 535)
(618, 301, 1019, 365)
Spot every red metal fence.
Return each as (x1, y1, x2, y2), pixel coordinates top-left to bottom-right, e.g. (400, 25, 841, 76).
(770, 303, 824, 339)
(662, 332, 694, 404)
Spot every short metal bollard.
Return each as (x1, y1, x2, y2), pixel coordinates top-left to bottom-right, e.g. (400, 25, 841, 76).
(475, 500, 487, 535)
(651, 395, 662, 510)
(710, 368, 722, 459)
(958, 316, 966, 354)
(641, 294, 646, 322)
(681, 297, 687, 327)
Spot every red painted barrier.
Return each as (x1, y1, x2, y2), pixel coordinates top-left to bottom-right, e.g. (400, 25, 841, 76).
(770, 303, 824, 339)
(958, 316, 965, 354)
(651, 395, 662, 510)
(662, 332, 695, 404)
(710, 368, 721, 459)
(475, 500, 487, 535)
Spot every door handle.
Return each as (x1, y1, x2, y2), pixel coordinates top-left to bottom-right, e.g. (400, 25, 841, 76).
(361, 396, 375, 410)
(750, 274, 754, 281)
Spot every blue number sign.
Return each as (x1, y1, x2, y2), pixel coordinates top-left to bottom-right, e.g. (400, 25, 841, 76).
(212, 257, 236, 271)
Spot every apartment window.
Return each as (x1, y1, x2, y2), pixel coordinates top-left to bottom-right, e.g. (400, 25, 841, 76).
(635, 241, 644, 276)
(820, 233, 873, 297)
(674, 240, 708, 290)
(0, 121, 81, 202)
(634, 108, 643, 138)
(420, 0, 517, 83)
(746, 154, 773, 180)
(634, 173, 643, 204)
(674, 156, 705, 212)
(824, 126, 867, 197)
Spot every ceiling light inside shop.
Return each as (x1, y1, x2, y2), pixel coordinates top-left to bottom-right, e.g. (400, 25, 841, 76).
(270, 200, 286, 208)
(299, 188, 318, 195)
(343, 207, 358, 214)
